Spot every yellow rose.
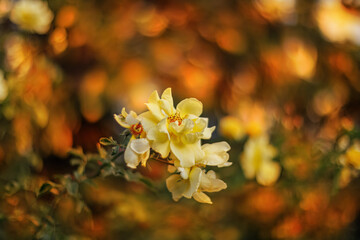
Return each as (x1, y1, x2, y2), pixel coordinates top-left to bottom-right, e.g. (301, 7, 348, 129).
(140, 88, 215, 167)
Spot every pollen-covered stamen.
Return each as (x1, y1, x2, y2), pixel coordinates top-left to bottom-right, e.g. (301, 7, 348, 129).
(167, 112, 182, 126)
(130, 123, 143, 136)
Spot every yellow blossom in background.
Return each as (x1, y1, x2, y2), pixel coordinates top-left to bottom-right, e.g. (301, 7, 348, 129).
(0, 0, 12, 20)
(240, 135, 281, 186)
(0, 70, 8, 102)
(315, 0, 360, 45)
(340, 141, 360, 169)
(253, 0, 296, 23)
(219, 116, 244, 140)
(10, 0, 53, 34)
(338, 140, 360, 187)
(140, 88, 215, 168)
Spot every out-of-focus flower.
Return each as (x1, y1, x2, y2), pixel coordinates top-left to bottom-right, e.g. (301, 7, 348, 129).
(166, 167, 227, 204)
(140, 88, 215, 167)
(254, 0, 296, 23)
(0, 0, 12, 20)
(10, 0, 53, 34)
(124, 138, 150, 169)
(240, 135, 281, 186)
(0, 70, 8, 102)
(340, 141, 360, 169)
(315, 0, 360, 45)
(312, 83, 348, 117)
(198, 142, 232, 168)
(339, 166, 358, 188)
(135, 7, 168, 37)
(283, 37, 317, 80)
(219, 116, 244, 140)
(222, 101, 271, 139)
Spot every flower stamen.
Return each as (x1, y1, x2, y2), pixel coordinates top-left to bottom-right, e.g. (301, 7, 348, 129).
(130, 123, 143, 136)
(168, 112, 182, 126)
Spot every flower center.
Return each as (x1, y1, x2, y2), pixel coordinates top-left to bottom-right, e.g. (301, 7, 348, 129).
(130, 123, 143, 136)
(167, 112, 182, 126)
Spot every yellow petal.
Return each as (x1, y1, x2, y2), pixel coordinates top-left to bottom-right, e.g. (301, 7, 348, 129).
(140, 150, 150, 167)
(202, 126, 216, 139)
(159, 99, 173, 116)
(169, 119, 194, 135)
(126, 111, 139, 125)
(145, 102, 164, 121)
(170, 140, 203, 168)
(240, 151, 256, 179)
(256, 160, 281, 186)
(124, 143, 140, 169)
(121, 107, 128, 118)
(147, 127, 170, 158)
(145, 90, 164, 120)
(183, 167, 202, 198)
(114, 108, 130, 128)
(193, 191, 212, 204)
(139, 111, 158, 132)
(166, 174, 187, 201)
(170, 141, 195, 168)
(130, 138, 150, 155)
(201, 142, 231, 167)
(148, 89, 160, 103)
(199, 170, 227, 193)
(176, 98, 203, 117)
(160, 88, 174, 115)
(161, 88, 173, 107)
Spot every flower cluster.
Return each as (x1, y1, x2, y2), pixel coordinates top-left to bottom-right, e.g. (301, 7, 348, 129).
(114, 88, 231, 204)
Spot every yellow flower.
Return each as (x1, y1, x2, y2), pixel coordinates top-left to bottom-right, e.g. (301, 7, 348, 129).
(166, 166, 202, 202)
(114, 108, 145, 139)
(114, 108, 149, 168)
(124, 138, 150, 169)
(140, 88, 215, 167)
(219, 116, 244, 140)
(240, 135, 281, 186)
(340, 141, 360, 169)
(193, 170, 227, 204)
(198, 141, 232, 168)
(166, 167, 227, 204)
(0, 70, 8, 102)
(10, 0, 53, 34)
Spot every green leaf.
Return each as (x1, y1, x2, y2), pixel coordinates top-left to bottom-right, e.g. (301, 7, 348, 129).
(65, 179, 79, 197)
(70, 158, 82, 166)
(4, 181, 20, 196)
(68, 147, 85, 159)
(38, 183, 53, 197)
(99, 137, 118, 146)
